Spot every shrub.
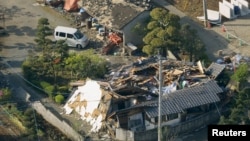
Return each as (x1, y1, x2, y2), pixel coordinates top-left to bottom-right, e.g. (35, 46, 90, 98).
(0, 88, 11, 101)
(55, 94, 65, 104)
(58, 86, 69, 93)
(37, 129, 45, 137)
(40, 81, 51, 89)
(231, 63, 249, 83)
(39, 81, 55, 98)
(44, 85, 55, 98)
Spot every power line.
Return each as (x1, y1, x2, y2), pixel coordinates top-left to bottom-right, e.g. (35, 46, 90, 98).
(3, 61, 71, 95)
(32, 107, 40, 141)
(2, 61, 141, 103)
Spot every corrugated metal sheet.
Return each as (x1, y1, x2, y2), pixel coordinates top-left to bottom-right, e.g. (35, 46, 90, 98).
(206, 62, 225, 79)
(143, 80, 222, 118)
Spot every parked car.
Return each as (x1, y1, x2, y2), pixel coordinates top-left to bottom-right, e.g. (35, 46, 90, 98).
(54, 26, 89, 48)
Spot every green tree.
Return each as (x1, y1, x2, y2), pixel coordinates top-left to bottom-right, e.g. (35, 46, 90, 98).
(34, 18, 52, 54)
(55, 94, 65, 104)
(219, 88, 250, 124)
(231, 63, 249, 83)
(24, 18, 69, 85)
(22, 57, 37, 81)
(48, 40, 69, 83)
(179, 23, 206, 61)
(218, 116, 228, 125)
(64, 49, 108, 80)
(142, 8, 181, 56)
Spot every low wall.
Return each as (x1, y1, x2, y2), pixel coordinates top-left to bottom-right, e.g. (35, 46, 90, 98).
(32, 101, 84, 141)
(167, 110, 220, 136)
(116, 128, 134, 141)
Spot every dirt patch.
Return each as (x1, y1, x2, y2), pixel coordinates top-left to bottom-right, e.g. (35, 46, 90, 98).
(0, 108, 25, 141)
(167, 0, 218, 18)
(166, 0, 250, 21)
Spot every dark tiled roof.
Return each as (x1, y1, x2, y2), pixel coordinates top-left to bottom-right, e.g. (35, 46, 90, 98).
(206, 63, 225, 78)
(143, 80, 223, 118)
(145, 100, 183, 117)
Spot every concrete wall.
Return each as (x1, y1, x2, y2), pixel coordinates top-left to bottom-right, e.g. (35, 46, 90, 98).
(167, 110, 220, 136)
(122, 11, 150, 46)
(139, 110, 219, 141)
(32, 101, 84, 141)
(116, 128, 134, 141)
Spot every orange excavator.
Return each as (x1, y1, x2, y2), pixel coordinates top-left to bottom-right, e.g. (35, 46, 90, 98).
(102, 32, 123, 55)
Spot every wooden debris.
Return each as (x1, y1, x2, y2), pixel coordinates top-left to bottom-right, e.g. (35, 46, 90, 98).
(190, 74, 207, 78)
(172, 69, 184, 75)
(197, 60, 204, 74)
(69, 80, 85, 86)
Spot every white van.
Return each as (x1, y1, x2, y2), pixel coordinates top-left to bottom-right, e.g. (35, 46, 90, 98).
(54, 26, 89, 48)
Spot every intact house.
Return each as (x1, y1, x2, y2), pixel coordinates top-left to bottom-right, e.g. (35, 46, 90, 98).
(78, 0, 152, 55)
(63, 56, 227, 139)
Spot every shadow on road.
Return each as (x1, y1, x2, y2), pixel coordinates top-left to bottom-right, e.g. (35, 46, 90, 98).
(5, 25, 36, 36)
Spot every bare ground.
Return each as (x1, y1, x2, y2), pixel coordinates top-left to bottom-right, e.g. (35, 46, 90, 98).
(166, 0, 250, 20)
(0, 108, 25, 141)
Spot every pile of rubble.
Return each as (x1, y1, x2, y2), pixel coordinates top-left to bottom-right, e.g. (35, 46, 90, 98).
(64, 56, 227, 140)
(107, 56, 226, 96)
(216, 52, 250, 71)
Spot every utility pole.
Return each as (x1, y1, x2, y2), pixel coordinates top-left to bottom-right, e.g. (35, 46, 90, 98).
(157, 48, 163, 141)
(203, 0, 208, 28)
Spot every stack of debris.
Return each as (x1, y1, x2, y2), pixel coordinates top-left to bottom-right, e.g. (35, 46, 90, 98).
(108, 56, 225, 95)
(216, 52, 250, 71)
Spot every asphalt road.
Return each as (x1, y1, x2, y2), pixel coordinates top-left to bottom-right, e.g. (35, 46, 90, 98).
(0, 0, 72, 99)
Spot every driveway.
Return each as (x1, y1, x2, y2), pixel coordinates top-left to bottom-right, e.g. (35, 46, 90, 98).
(0, 0, 71, 65)
(0, 0, 75, 94)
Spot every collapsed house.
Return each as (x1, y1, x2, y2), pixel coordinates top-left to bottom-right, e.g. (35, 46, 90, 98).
(63, 56, 227, 140)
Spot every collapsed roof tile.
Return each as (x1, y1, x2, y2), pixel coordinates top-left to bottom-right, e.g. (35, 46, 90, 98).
(206, 62, 226, 79)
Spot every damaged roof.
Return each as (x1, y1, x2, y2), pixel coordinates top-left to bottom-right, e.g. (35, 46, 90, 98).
(143, 80, 223, 118)
(81, 0, 148, 29)
(206, 62, 226, 79)
(68, 55, 227, 123)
